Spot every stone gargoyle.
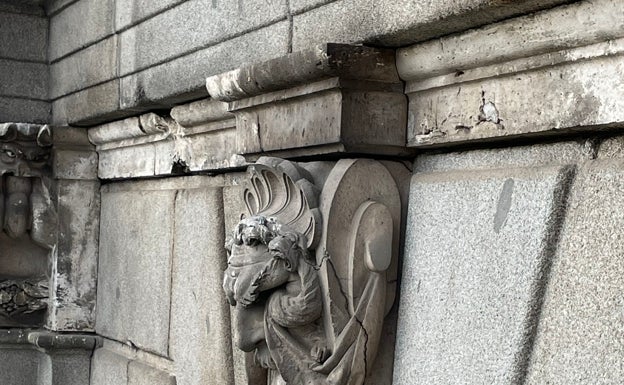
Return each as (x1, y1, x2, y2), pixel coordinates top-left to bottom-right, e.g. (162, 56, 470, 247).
(223, 157, 401, 385)
(0, 123, 54, 327)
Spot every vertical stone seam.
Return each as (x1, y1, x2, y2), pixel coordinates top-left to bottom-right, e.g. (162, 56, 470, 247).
(166, 190, 180, 359)
(512, 164, 577, 385)
(286, 0, 293, 53)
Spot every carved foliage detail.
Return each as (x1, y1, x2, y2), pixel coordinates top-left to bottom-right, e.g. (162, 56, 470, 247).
(0, 279, 48, 318)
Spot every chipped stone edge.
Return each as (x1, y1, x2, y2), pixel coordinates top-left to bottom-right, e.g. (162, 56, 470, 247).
(206, 43, 400, 102)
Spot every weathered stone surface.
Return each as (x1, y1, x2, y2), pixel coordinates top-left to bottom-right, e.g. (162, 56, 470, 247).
(169, 187, 235, 385)
(97, 185, 175, 356)
(115, 0, 186, 31)
(292, 0, 575, 50)
(50, 36, 118, 99)
(128, 361, 176, 385)
(48, 180, 100, 331)
(120, 21, 290, 111)
(0, 348, 40, 385)
(90, 347, 130, 385)
(46, 0, 80, 15)
(49, 0, 114, 61)
(52, 80, 123, 126)
(0, 60, 48, 100)
(394, 164, 574, 385)
(397, 0, 624, 81)
(0, 97, 50, 123)
(406, 51, 624, 147)
(118, 0, 287, 76)
(0, 12, 47, 62)
(39, 350, 93, 385)
(525, 159, 624, 385)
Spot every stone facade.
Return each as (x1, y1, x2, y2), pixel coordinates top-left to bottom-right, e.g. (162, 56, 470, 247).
(1, 0, 623, 384)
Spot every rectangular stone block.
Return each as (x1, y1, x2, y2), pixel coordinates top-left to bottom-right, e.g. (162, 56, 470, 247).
(0, 347, 40, 385)
(406, 54, 624, 147)
(50, 36, 118, 99)
(119, 21, 289, 111)
(525, 159, 624, 385)
(47, 180, 100, 331)
(169, 187, 235, 385)
(49, 0, 114, 61)
(117, 0, 287, 76)
(0, 59, 48, 100)
(0, 12, 47, 62)
(0, 97, 50, 123)
(97, 185, 175, 356)
(128, 361, 175, 385)
(394, 164, 573, 385)
(292, 0, 574, 49)
(115, 0, 187, 31)
(46, 0, 80, 16)
(90, 347, 129, 385)
(39, 350, 93, 385)
(52, 80, 123, 126)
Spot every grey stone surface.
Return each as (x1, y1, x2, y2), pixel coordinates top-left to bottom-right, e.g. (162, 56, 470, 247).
(128, 361, 176, 385)
(0, 97, 50, 123)
(39, 350, 93, 385)
(0, 348, 40, 385)
(397, 0, 624, 81)
(97, 186, 175, 356)
(394, 165, 573, 385)
(49, 0, 114, 61)
(115, 0, 187, 31)
(90, 347, 129, 385)
(0, 12, 47, 62)
(50, 36, 118, 99)
(46, 0, 80, 15)
(525, 159, 624, 385)
(48, 179, 100, 331)
(406, 53, 624, 147)
(0, 60, 48, 100)
(290, 0, 332, 13)
(169, 187, 235, 385)
(117, 0, 288, 76)
(292, 0, 574, 50)
(0, 0, 46, 15)
(52, 80, 122, 126)
(119, 21, 289, 110)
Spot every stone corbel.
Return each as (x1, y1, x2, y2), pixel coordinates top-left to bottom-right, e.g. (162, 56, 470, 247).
(206, 44, 410, 159)
(223, 156, 404, 385)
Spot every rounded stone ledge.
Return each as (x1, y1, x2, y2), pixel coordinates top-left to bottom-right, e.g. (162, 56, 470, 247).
(0, 329, 101, 351)
(206, 43, 400, 102)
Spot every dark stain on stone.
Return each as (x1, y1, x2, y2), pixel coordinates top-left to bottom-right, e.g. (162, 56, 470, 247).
(171, 159, 190, 175)
(494, 178, 514, 234)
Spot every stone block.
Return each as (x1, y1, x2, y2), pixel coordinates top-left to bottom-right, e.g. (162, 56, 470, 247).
(290, 0, 330, 13)
(406, 53, 624, 147)
(394, 164, 574, 385)
(47, 180, 100, 331)
(49, 0, 114, 61)
(0, 60, 48, 100)
(0, 12, 47, 62)
(169, 187, 235, 385)
(0, 1, 45, 15)
(46, 0, 80, 16)
(97, 185, 175, 356)
(524, 159, 624, 385)
(128, 361, 175, 385)
(0, 97, 50, 123)
(119, 21, 289, 111)
(397, 0, 624, 81)
(90, 347, 129, 385)
(117, 0, 287, 76)
(52, 149, 98, 181)
(52, 80, 123, 126)
(0, 347, 40, 385)
(115, 0, 187, 31)
(292, 0, 574, 50)
(39, 350, 93, 385)
(50, 36, 118, 99)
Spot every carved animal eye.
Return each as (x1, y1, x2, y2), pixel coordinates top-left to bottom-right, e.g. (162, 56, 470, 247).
(3, 149, 16, 158)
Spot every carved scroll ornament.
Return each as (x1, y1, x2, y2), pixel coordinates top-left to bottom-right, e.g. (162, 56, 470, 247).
(223, 157, 400, 385)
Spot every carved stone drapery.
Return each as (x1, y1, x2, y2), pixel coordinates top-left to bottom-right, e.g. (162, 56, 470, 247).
(223, 157, 400, 385)
(0, 123, 53, 327)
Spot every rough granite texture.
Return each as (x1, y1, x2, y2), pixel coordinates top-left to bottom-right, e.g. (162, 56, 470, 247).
(525, 159, 624, 385)
(97, 187, 175, 356)
(394, 165, 573, 385)
(0, 348, 40, 385)
(0, 60, 48, 100)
